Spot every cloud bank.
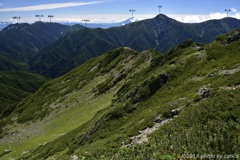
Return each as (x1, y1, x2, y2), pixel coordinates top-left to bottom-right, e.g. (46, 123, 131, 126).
(68, 12, 240, 24)
(170, 11, 239, 23)
(0, 1, 103, 12)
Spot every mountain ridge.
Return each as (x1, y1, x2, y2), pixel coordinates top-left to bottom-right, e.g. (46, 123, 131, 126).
(0, 16, 139, 32)
(29, 14, 240, 78)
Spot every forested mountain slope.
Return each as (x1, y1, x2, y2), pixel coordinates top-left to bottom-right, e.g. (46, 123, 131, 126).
(0, 22, 84, 61)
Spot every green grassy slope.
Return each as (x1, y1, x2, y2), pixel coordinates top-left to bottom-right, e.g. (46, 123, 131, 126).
(0, 47, 155, 159)
(0, 30, 240, 159)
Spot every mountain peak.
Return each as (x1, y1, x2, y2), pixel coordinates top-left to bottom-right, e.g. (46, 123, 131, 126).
(2, 23, 30, 31)
(32, 21, 54, 26)
(129, 17, 139, 22)
(155, 14, 168, 18)
(121, 17, 139, 25)
(154, 14, 179, 23)
(219, 16, 239, 23)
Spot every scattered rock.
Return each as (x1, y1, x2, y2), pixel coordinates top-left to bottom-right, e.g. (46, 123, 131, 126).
(220, 29, 240, 45)
(218, 67, 240, 76)
(208, 73, 215, 77)
(125, 118, 174, 147)
(227, 32, 240, 44)
(197, 87, 210, 98)
(153, 116, 162, 123)
(171, 110, 179, 117)
(221, 85, 240, 91)
(224, 71, 231, 77)
(126, 106, 181, 146)
(71, 155, 78, 160)
(188, 76, 203, 81)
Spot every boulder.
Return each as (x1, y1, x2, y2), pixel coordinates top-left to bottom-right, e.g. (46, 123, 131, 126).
(197, 87, 210, 98)
(171, 109, 179, 117)
(208, 73, 215, 77)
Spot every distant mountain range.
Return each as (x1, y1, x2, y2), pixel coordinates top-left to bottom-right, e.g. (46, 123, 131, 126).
(0, 17, 139, 32)
(0, 22, 11, 31)
(0, 22, 84, 61)
(29, 14, 240, 78)
(0, 17, 138, 63)
(61, 17, 139, 29)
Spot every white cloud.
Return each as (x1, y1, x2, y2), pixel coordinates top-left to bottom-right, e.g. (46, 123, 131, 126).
(50, 14, 156, 23)
(0, 4, 3, 6)
(0, 1, 103, 12)
(169, 11, 240, 23)
(231, 8, 237, 13)
(209, 12, 226, 20)
(172, 15, 207, 23)
(169, 14, 209, 23)
(234, 13, 240, 19)
(20, 12, 240, 24)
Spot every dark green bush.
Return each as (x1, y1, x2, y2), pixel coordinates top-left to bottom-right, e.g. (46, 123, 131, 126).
(179, 39, 194, 48)
(216, 34, 227, 42)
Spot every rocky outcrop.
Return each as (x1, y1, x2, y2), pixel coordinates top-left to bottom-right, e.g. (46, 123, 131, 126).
(227, 30, 240, 44)
(220, 29, 240, 45)
(126, 74, 169, 104)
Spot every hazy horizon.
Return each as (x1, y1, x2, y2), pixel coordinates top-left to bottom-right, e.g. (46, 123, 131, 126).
(0, 0, 240, 23)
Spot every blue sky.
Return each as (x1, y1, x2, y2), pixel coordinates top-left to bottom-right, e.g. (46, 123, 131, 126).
(0, 0, 240, 23)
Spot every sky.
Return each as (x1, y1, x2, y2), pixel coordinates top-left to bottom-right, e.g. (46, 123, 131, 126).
(0, 0, 240, 23)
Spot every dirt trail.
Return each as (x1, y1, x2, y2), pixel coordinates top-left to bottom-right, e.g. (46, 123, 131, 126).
(124, 118, 173, 147)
